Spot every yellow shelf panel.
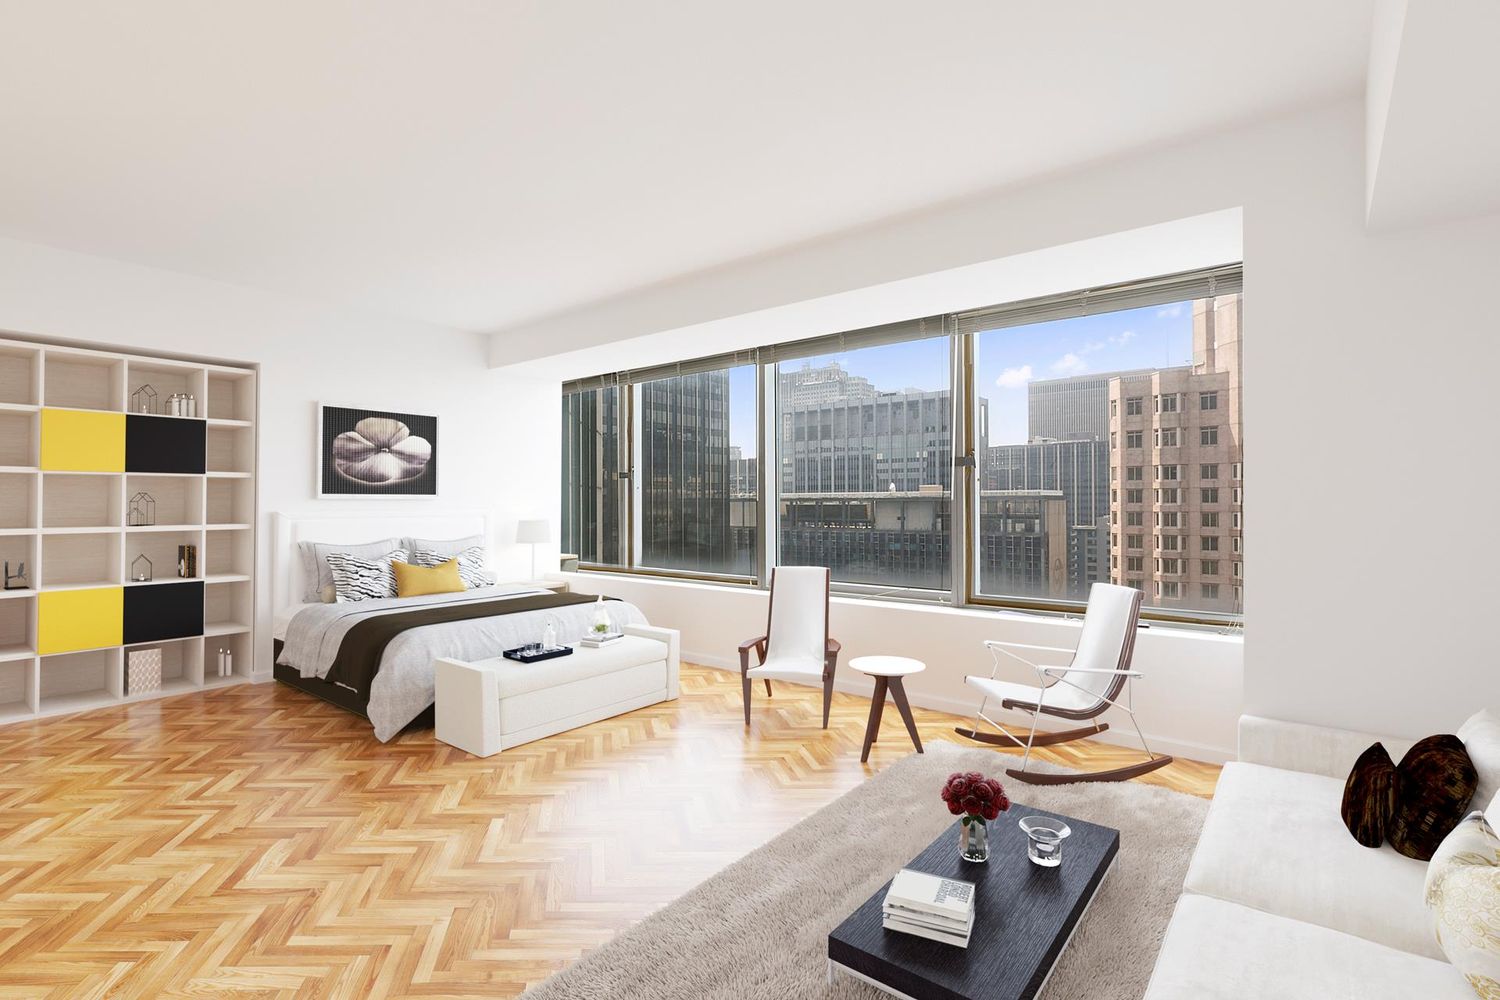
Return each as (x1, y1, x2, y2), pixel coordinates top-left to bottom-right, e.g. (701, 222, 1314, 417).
(37, 586, 123, 655)
(40, 409, 125, 473)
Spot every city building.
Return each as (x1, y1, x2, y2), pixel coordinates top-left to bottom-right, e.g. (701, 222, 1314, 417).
(560, 385, 621, 565)
(981, 439, 1110, 598)
(778, 360, 877, 407)
(638, 371, 736, 574)
(1027, 369, 1155, 442)
(779, 377, 952, 495)
(1108, 294, 1244, 614)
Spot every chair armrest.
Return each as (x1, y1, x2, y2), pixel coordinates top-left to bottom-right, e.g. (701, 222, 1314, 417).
(738, 635, 768, 653)
(826, 638, 842, 654)
(624, 623, 680, 700)
(983, 640, 1076, 656)
(738, 635, 767, 671)
(1042, 666, 1142, 677)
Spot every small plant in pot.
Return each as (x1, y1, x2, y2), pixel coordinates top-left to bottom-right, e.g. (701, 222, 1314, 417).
(941, 771, 1010, 863)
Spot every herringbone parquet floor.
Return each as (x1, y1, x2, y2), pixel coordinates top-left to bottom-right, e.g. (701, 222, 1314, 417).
(0, 663, 1218, 999)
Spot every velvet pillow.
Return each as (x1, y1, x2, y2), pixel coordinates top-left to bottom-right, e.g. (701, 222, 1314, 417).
(393, 558, 464, 598)
(1389, 734, 1479, 861)
(1341, 742, 1397, 848)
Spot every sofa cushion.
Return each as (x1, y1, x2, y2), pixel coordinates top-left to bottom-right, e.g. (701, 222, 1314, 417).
(1459, 709, 1500, 812)
(1341, 741, 1397, 848)
(1144, 894, 1474, 1000)
(1184, 761, 1439, 959)
(1425, 811, 1500, 998)
(1390, 734, 1479, 861)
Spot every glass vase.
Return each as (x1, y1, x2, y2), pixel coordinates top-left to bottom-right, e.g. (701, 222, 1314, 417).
(959, 815, 990, 863)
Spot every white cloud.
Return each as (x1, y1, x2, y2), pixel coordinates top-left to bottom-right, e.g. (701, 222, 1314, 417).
(996, 364, 1034, 389)
(1108, 329, 1136, 347)
(1051, 352, 1088, 376)
(1079, 340, 1106, 354)
(1155, 305, 1184, 319)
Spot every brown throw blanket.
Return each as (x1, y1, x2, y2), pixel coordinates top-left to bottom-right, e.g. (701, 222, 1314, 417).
(326, 592, 607, 708)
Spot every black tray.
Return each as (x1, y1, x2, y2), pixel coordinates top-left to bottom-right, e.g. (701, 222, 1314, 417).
(502, 645, 575, 664)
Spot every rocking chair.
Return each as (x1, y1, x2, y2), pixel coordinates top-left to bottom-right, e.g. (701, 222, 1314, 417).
(955, 582, 1172, 784)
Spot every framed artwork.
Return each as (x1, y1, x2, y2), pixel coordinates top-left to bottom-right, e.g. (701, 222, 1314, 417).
(317, 403, 438, 498)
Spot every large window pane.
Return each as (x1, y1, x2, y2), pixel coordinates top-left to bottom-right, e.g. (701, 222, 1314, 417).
(775, 339, 952, 591)
(638, 367, 757, 576)
(973, 293, 1243, 614)
(561, 386, 622, 565)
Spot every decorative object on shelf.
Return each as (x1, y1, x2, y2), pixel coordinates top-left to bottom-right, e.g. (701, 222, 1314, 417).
(125, 647, 162, 695)
(165, 392, 197, 417)
(517, 518, 550, 578)
(127, 491, 156, 527)
(130, 383, 158, 414)
(131, 553, 153, 583)
(2, 560, 26, 591)
(176, 544, 197, 579)
(590, 594, 611, 635)
(1019, 815, 1072, 868)
(941, 771, 1011, 863)
(216, 646, 233, 678)
(318, 404, 437, 497)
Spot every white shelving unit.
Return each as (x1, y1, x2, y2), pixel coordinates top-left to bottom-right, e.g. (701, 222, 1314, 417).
(0, 336, 257, 724)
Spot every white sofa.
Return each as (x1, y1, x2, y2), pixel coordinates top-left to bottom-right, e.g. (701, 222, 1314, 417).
(1144, 715, 1475, 999)
(433, 623, 680, 756)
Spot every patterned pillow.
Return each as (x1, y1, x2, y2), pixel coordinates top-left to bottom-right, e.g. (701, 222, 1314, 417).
(1390, 734, 1479, 861)
(325, 548, 408, 602)
(1341, 742, 1397, 848)
(1424, 811, 1500, 998)
(413, 545, 487, 589)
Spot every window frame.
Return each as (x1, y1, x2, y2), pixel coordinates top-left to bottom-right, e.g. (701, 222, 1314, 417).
(563, 264, 1243, 628)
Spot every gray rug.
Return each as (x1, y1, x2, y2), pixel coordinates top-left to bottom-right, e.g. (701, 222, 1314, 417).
(521, 743, 1208, 1000)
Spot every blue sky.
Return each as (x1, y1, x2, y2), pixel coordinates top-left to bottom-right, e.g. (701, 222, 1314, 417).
(724, 301, 1194, 454)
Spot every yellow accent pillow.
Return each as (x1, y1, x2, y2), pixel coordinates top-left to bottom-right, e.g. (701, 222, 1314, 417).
(393, 557, 465, 597)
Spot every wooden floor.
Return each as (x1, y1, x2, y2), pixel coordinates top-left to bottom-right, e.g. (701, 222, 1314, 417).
(0, 663, 1218, 999)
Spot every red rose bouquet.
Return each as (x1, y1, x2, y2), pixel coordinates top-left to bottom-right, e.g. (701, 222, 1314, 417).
(940, 770, 1010, 827)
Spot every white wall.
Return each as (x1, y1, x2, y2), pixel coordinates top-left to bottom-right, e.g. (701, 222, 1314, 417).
(498, 99, 1500, 745)
(564, 571, 1242, 763)
(0, 235, 558, 679)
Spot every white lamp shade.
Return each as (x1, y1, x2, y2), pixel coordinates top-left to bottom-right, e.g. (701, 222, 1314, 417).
(516, 519, 551, 544)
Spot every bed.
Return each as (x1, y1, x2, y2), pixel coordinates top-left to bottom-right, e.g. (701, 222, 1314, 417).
(271, 511, 646, 740)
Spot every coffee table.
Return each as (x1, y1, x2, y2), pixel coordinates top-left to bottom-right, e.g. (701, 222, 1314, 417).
(827, 804, 1118, 1000)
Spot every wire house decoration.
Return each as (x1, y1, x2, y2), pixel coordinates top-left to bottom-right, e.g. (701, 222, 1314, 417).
(127, 491, 156, 527)
(131, 553, 152, 583)
(130, 383, 158, 414)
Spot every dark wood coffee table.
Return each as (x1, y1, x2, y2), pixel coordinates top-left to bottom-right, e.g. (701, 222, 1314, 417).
(827, 805, 1118, 1000)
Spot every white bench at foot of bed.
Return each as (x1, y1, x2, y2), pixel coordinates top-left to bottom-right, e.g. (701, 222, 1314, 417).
(434, 623, 680, 756)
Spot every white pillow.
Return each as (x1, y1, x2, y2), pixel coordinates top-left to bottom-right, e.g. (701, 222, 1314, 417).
(325, 548, 408, 603)
(413, 545, 488, 589)
(299, 537, 404, 603)
(1489, 789, 1499, 832)
(1459, 709, 1500, 810)
(406, 534, 484, 560)
(1424, 810, 1500, 997)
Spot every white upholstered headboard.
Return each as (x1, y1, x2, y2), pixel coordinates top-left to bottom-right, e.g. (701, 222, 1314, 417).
(272, 510, 492, 618)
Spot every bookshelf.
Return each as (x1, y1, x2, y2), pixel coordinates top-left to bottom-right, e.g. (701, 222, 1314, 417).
(0, 336, 257, 723)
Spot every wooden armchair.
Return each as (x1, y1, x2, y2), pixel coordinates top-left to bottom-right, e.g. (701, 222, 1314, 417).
(738, 566, 840, 728)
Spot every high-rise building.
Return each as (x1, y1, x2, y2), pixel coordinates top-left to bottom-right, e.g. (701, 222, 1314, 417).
(1107, 294, 1243, 614)
(778, 360, 877, 408)
(560, 386, 621, 564)
(981, 439, 1110, 598)
(638, 371, 735, 573)
(976, 490, 1070, 599)
(779, 382, 952, 494)
(729, 445, 759, 497)
(1027, 369, 1156, 443)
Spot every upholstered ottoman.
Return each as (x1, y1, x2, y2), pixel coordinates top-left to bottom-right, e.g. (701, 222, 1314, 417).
(434, 623, 680, 756)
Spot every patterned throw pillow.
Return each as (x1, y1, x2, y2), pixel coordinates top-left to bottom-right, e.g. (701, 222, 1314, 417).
(325, 548, 408, 602)
(1424, 811, 1500, 998)
(1342, 742, 1398, 848)
(1391, 735, 1479, 861)
(413, 545, 487, 589)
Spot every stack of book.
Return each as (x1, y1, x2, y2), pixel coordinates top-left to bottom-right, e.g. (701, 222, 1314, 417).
(882, 868, 975, 948)
(579, 631, 624, 648)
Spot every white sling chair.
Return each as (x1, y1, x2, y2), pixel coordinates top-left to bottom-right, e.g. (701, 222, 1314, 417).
(955, 582, 1172, 784)
(738, 566, 841, 728)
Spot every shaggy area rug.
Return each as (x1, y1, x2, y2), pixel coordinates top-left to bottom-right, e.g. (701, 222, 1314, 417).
(521, 743, 1209, 999)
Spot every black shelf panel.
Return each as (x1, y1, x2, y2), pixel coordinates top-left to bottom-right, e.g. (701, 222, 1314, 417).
(123, 580, 204, 645)
(125, 415, 206, 474)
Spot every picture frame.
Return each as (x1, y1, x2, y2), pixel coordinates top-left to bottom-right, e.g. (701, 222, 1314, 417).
(317, 403, 439, 499)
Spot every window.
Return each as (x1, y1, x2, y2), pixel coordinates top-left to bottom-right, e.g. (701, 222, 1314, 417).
(1201, 559, 1220, 575)
(561, 386, 623, 566)
(1161, 581, 1181, 599)
(1160, 558, 1181, 574)
(1232, 462, 1243, 480)
(778, 339, 951, 591)
(1201, 583, 1220, 600)
(562, 266, 1244, 622)
(639, 366, 758, 576)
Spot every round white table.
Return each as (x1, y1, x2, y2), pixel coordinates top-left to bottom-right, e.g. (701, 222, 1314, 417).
(848, 655, 926, 763)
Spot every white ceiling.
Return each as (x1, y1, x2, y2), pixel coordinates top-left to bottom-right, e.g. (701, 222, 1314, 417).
(0, 1, 1373, 334)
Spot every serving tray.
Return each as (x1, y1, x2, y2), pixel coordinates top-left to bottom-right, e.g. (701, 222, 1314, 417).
(502, 645, 575, 664)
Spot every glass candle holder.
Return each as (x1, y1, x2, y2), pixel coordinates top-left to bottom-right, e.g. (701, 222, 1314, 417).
(1018, 816, 1071, 868)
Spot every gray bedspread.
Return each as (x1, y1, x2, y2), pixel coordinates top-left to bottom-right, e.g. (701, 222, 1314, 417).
(276, 586, 646, 741)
